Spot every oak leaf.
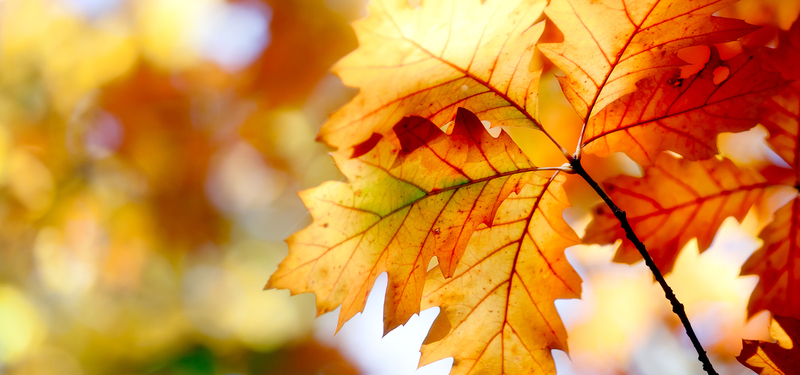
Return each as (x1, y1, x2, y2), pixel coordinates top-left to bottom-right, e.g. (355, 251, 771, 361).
(760, 84, 800, 175)
(584, 153, 769, 273)
(420, 176, 581, 375)
(744, 196, 800, 320)
(269, 108, 550, 334)
(763, 19, 800, 82)
(273, 1, 788, 374)
(581, 47, 786, 165)
(738, 315, 800, 375)
(539, 0, 758, 122)
(741, 22, 800, 320)
(318, 0, 547, 153)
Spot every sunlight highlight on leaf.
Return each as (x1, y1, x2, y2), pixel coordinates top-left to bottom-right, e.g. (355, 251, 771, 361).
(742, 196, 800, 320)
(318, 0, 548, 153)
(761, 85, 800, 179)
(270, 109, 549, 334)
(582, 47, 786, 165)
(539, 0, 757, 122)
(738, 315, 800, 375)
(741, 25, 800, 319)
(584, 154, 769, 273)
(420, 175, 581, 375)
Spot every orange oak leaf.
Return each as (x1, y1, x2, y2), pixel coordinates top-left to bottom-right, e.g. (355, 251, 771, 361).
(743, 196, 800, 320)
(419, 175, 581, 375)
(760, 85, 800, 178)
(538, 0, 758, 122)
(763, 19, 800, 82)
(581, 47, 786, 165)
(269, 108, 550, 334)
(740, 38, 800, 318)
(317, 0, 547, 153)
(742, 85, 800, 318)
(738, 315, 800, 375)
(584, 153, 769, 273)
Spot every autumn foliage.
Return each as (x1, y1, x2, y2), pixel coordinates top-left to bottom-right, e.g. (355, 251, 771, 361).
(0, 1, 365, 373)
(738, 315, 800, 375)
(270, 0, 800, 374)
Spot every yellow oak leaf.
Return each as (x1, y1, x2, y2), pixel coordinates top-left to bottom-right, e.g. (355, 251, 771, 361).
(318, 0, 547, 153)
(269, 108, 550, 334)
(420, 175, 581, 375)
(584, 153, 769, 273)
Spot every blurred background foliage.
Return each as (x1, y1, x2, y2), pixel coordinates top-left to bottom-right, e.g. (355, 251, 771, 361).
(0, 0, 362, 373)
(0, 0, 798, 374)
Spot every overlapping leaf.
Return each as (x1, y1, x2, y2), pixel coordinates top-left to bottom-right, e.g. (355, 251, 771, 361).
(269, 109, 550, 333)
(761, 85, 800, 176)
(318, 0, 547, 153)
(581, 47, 786, 165)
(584, 154, 769, 273)
(742, 84, 800, 319)
(539, 0, 757, 122)
(738, 315, 800, 375)
(741, 22, 800, 321)
(763, 20, 800, 81)
(744, 197, 800, 320)
(272, 1, 795, 374)
(419, 176, 581, 375)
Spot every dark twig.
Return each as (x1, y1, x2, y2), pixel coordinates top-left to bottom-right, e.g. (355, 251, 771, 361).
(570, 158, 719, 375)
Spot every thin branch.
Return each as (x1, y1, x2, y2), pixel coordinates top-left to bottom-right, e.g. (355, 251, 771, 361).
(570, 158, 719, 375)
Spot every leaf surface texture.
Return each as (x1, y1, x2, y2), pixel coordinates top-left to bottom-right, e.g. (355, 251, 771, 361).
(583, 47, 786, 165)
(539, 0, 757, 121)
(584, 154, 768, 273)
(742, 23, 800, 320)
(319, 0, 547, 152)
(420, 176, 581, 375)
(738, 315, 800, 375)
(270, 109, 547, 333)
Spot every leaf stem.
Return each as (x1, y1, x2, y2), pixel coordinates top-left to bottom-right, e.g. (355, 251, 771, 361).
(574, 122, 588, 159)
(569, 158, 719, 375)
(536, 165, 575, 173)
